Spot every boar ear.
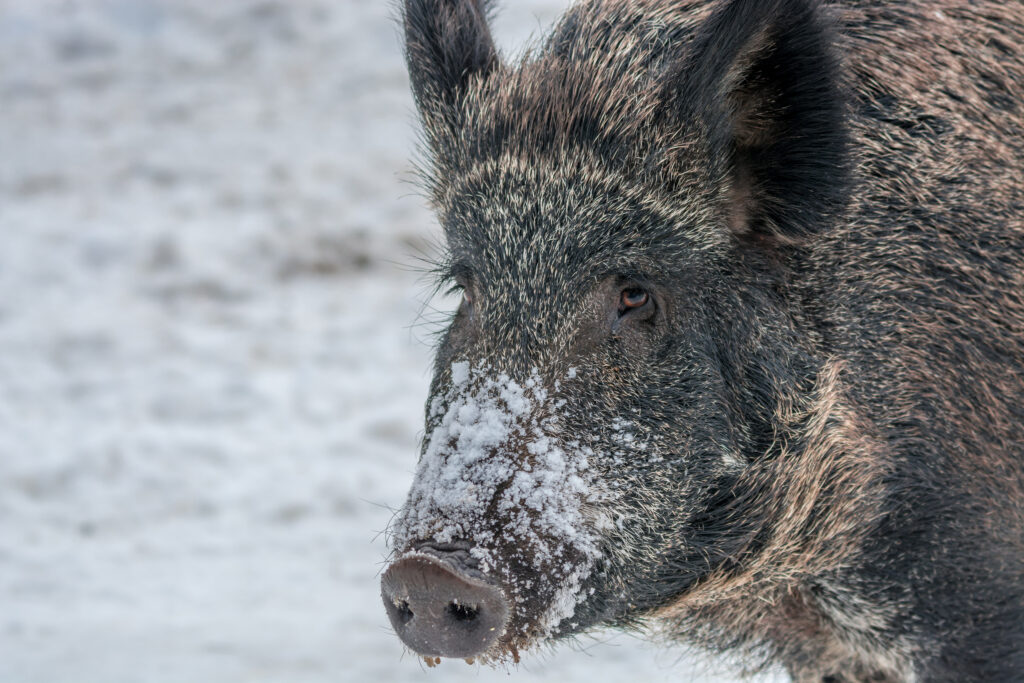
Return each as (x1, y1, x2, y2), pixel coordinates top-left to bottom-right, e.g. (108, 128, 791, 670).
(672, 0, 849, 242)
(403, 0, 499, 135)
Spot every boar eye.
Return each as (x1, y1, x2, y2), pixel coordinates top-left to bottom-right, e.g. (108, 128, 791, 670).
(447, 278, 473, 306)
(619, 287, 650, 314)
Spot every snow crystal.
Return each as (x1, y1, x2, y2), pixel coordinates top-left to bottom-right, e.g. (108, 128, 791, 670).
(450, 360, 471, 387)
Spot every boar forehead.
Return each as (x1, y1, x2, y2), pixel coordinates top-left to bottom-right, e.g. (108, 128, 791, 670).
(439, 162, 721, 331)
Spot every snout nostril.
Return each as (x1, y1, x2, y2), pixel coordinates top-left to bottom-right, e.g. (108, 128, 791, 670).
(381, 553, 510, 658)
(393, 598, 414, 625)
(446, 600, 479, 623)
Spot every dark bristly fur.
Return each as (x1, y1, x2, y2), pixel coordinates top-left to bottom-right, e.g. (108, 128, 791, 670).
(388, 1, 1024, 680)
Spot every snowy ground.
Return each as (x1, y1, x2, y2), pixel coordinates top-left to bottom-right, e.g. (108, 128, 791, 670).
(0, 2, 786, 681)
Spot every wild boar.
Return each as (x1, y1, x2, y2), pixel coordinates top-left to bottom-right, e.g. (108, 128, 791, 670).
(381, 1, 1024, 680)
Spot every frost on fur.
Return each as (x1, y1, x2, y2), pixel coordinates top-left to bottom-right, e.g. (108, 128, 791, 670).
(391, 363, 611, 639)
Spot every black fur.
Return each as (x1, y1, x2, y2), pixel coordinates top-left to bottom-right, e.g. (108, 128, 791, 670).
(403, 0, 499, 141)
(388, 1, 1024, 680)
(666, 0, 851, 240)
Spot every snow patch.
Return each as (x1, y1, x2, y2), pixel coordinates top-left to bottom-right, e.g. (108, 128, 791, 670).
(392, 363, 605, 636)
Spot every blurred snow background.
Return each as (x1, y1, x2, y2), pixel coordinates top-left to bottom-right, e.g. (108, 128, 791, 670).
(0, 1, 785, 681)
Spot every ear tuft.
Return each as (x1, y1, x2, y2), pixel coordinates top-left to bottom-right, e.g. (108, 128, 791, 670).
(403, 0, 499, 131)
(671, 0, 849, 242)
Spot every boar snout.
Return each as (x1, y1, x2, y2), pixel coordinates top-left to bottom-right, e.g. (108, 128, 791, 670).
(381, 552, 510, 659)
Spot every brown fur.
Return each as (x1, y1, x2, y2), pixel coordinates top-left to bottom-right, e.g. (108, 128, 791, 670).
(656, 360, 907, 678)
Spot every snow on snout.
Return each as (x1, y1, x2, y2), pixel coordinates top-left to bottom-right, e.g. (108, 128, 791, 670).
(391, 362, 605, 635)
